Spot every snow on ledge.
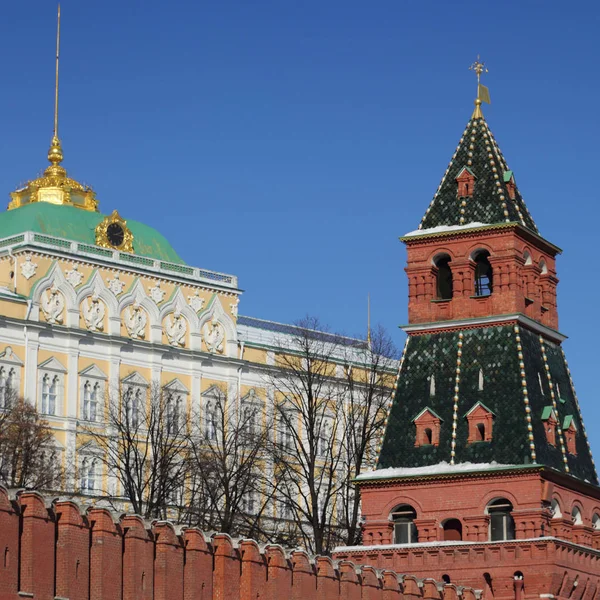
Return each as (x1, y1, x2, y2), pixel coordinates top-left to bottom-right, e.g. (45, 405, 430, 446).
(356, 461, 520, 482)
(403, 222, 489, 237)
(333, 536, 581, 554)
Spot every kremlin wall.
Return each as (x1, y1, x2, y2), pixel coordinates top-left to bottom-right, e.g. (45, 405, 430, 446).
(0, 487, 480, 600)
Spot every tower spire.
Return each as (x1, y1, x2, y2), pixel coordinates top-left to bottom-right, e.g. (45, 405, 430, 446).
(367, 293, 372, 350)
(469, 55, 490, 119)
(47, 4, 64, 169)
(54, 4, 60, 139)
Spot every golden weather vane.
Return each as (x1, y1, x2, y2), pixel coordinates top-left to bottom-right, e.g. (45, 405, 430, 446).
(469, 55, 491, 119)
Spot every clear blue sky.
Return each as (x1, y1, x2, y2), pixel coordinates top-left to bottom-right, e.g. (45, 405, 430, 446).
(1, 1, 599, 455)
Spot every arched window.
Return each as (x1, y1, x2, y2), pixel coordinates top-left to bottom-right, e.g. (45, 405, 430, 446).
(488, 498, 515, 541)
(80, 457, 99, 492)
(592, 513, 600, 530)
(205, 402, 217, 440)
(41, 374, 59, 415)
(476, 423, 486, 442)
(442, 575, 451, 584)
(571, 506, 583, 525)
(551, 498, 562, 519)
(443, 518, 463, 541)
(391, 505, 418, 544)
(166, 394, 182, 434)
(435, 255, 453, 300)
(424, 428, 433, 445)
(474, 251, 493, 297)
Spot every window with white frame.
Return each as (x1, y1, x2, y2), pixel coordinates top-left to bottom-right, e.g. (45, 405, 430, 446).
(278, 496, 293, 520)
(166, 393, 183, 434)
(79, 365, 107, 422)
(38, 358, 66, 416)
(317, 419, 332, 457)
(80, 456, 100, 493)
(205, 401, 217, 440)
(241, 490, 257, 515)
(278, 411, 294, 451)
(0, 366, 17, 409)
(121, 373, 149, 429)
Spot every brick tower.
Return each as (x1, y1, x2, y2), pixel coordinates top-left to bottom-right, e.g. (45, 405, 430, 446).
(334, 66, 600, 598)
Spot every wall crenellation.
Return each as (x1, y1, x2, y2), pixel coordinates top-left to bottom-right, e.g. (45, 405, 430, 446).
(0, 487, 480, 600)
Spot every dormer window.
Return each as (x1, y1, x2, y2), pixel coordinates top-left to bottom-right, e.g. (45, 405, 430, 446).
(456, 166, 476, 198)
(465, 402, 495, 443)
(413, 407, 442, 447)
(504, 171, 516, 200)
(541, 406, 558, 446)
(563, 416, 577, 455)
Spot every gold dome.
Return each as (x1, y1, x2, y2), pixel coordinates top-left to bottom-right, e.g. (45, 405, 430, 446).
(8, 135, 98, 212)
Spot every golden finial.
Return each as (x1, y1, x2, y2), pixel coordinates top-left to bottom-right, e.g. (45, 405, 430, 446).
(469, 55, 491, 119)
(7, 3, 98, 212)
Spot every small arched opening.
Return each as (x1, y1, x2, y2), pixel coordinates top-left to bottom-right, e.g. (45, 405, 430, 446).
(442, 575, 451, 584)
(551, 498, 562, 519)
(571, 506, 583, 526)
(488, 498, 515, 541)
(391, 504, 418, 544)
(434, 255, 453, 300)
(443, 518, 463, 541)
(474, 251, 493, 297)
(475, 423, 486, 442)
(424, 428, 433, 445)
(592, 513, 600, 530)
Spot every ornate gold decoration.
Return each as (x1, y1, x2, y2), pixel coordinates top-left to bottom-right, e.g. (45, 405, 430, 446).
(7, 5, 98, 212)
(469, 55, 491, 119)
(95, 210, 134, 253)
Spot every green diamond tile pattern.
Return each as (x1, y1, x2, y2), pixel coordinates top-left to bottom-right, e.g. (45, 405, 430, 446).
(419, 117, 538, 233)
(378, 325, 597, 484)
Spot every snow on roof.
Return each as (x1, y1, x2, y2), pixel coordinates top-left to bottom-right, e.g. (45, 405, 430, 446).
(356, 461, 521, 482)
(403, 222, 489, 238)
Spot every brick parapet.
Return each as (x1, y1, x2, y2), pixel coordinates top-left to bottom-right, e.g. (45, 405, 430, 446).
(0, 487, 478, 600)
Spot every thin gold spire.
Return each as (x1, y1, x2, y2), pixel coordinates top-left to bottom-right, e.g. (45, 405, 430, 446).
(469, 55, 491, 119)
(47, 4, 64, 169)
(367, 293, 372, 349)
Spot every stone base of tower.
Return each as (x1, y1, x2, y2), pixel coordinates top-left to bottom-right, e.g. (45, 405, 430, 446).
(333, 465, 600, 599)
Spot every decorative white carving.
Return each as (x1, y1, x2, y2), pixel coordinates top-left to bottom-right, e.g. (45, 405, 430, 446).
(188, 291, 205, 312)
(148, 282, 165, 304)
(65, 264, 84, 287)
(20, 255, 37, 280)
(164, 311, 187, 347)
(82, 295, 106, 332)
(230, 300, 239, 317)
(123, 304, 147, 339)
(107, 273, 125, 295)
(41, 285, 65, 324)
(203, 319, 225, 354)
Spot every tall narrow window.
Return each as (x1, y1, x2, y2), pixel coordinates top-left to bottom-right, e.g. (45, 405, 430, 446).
(488, 498, 515, 541)
(166, 394, 181, 434)
(424, 428, 433, 445)
(435, 255, 453, 300)
(478, 368, 484, 391)
(474, 251, 493, 297)
(83, 380, 101, 421)
(205, 402, 217, 440)
(429, 375, 436, 397)
(476, 423, 485, 441)
(391, 505, 418, 544)
(0, 367, 15, 409)
(42, 374, 59, 415)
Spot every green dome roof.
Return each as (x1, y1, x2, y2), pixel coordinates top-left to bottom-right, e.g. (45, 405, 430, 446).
(0, 203, 184, 264)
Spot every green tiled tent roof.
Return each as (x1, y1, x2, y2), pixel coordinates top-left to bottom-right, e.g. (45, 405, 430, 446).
(0, 203, 184, 264)
(419, 115, 538, 232)
(378, 325, 597, 484)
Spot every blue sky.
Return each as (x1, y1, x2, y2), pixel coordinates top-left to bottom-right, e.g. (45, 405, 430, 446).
(1, 1, 599, 455)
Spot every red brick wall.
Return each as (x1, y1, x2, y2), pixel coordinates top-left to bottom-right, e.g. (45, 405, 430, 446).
(0, 487, 477, 600)
(338, 470, 600, 599)
(404, 227, 559, 329)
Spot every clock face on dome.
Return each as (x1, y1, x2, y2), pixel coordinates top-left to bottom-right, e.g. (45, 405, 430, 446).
(94, 210, 134, 253)
(106, 222, 125, 247)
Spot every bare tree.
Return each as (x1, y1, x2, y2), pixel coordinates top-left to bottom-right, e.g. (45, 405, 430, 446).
(263, 316, 347, 555)
(338, 324, 399, 546)
(183, 385, 274, 538)
(0, 394, 63, 489)
(83, 381, 189, 519)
